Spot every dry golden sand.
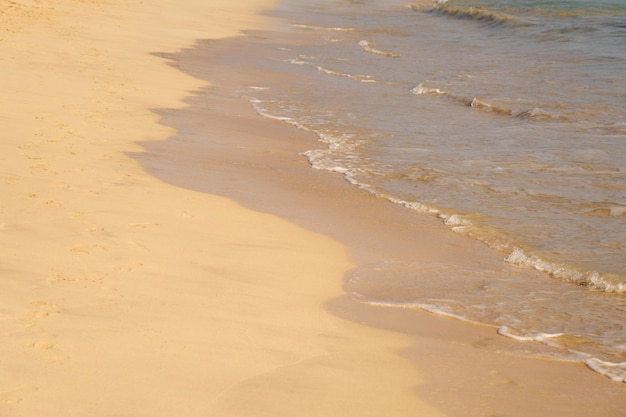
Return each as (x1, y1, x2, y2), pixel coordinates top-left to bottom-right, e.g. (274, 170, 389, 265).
(1, 1, 624, 416)
(0, 1, 445, 416)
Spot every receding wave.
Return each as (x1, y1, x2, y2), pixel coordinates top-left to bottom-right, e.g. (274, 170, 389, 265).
(498, 327, 626, 382)
(586, 359, 626, 383)
(344, 258, 626, 383)
(497, 326, 564, 343)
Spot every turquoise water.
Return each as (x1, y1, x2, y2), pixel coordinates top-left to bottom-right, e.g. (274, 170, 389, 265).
(229, 0, 626, 381)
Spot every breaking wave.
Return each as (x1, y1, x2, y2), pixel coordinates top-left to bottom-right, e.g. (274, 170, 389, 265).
(505, 247, 626, 293)
(411, 3, 522, 27)
(411, 82, 565, 120)
(358, 40, 401, 58)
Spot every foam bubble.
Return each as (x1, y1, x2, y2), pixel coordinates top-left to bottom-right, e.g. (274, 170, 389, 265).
(440, 213, 469, 227)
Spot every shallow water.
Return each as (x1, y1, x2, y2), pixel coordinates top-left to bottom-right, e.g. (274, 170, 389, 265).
(194, 0, 626, 381)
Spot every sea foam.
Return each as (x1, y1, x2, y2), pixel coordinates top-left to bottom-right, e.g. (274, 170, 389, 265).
(505, 247, 626, 293)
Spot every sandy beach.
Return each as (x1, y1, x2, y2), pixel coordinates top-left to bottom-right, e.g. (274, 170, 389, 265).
(1, 1, 624, 416)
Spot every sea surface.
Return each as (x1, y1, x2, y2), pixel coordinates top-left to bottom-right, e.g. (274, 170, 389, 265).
(212, 0, 626, 381)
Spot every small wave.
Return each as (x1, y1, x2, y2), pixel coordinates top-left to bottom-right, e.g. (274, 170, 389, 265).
(387, 196, 440, 214)
(586, 358, 626, 383)
(288, 56, 309, 65)
(410, 82, 446, 96)
(513, 107, 563, 120)
(358, 40, 401, 58)
(441, 213, 463, 226)
(412, 84, 559, 121)
(469, 97, 513, 115)
(315, 65, 377, 83)
(505, 247, 626, 293)
(427, 4, 521, 27)
(475, 100, 569, 121)
(439, 213, 471, 232)
(499, 327, 626, 383)
(408, 2, 443, 13)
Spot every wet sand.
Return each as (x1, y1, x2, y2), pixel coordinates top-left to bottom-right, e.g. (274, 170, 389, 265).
(139, 30, 626, 417)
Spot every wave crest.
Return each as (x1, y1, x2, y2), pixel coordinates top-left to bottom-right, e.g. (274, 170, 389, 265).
(505, 247, 626, 293)
(411, 3, 521, 27)
(359, 40, 401, 58)
(411, 82, 446, 95)
(434, 5, 520, 27)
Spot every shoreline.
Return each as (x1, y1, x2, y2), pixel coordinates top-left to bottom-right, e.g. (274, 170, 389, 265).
(138, 18, 626, 417)
(1, 1, 624, 416)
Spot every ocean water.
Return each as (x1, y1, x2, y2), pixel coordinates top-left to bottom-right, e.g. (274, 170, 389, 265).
(229, 0, 626, 381)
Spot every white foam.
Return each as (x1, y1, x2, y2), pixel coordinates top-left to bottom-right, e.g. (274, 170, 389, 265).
(441, 213, 469, 227)
(386, 196, 440, 214)
(585, 358, 626, 383)
(249, 100, 293, 123)
(416, 303, 478, 323)
(291, 23, 358, 32)
(505, 247, 626, 293)
(470, 97, 492, 109)
(359, 40, 401, 58)
(411, 82, 445, 95)
(497, 326, 564, 342)
(288, 57, 307, 65)
(315, 65, 377, 83)
(514, 107, 554, 119)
